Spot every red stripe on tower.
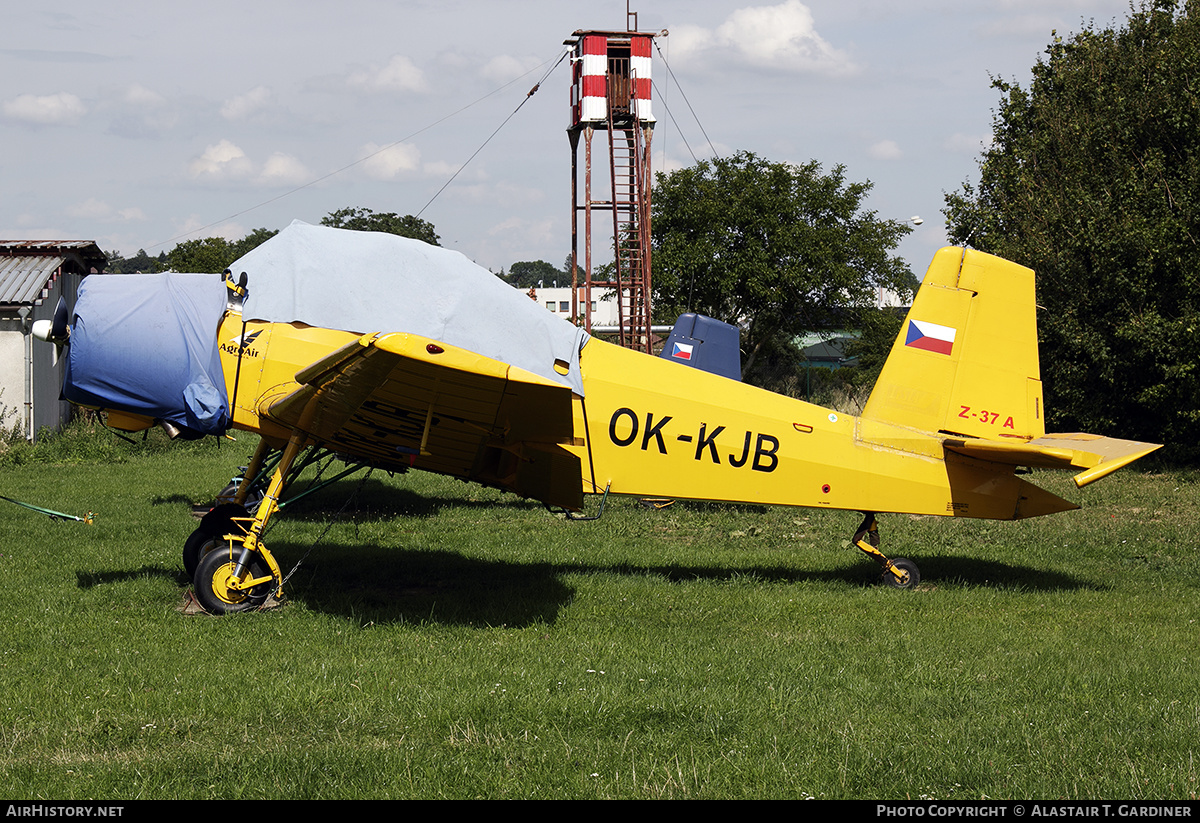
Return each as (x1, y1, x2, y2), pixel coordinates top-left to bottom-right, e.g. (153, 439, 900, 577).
(581, 75, 607, 99)
(570, 58, 581, 126)
(578, 35, 607, 123)
(630, 34, 654, 123)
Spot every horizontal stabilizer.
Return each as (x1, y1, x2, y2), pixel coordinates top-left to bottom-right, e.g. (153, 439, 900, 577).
(1011, 475, 1080, 519)
(944, 433, 1161, 488)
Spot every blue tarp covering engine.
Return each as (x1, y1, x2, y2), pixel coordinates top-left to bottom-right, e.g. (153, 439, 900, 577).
(231, 221, 591, 396)
(65, 273, 230, 436)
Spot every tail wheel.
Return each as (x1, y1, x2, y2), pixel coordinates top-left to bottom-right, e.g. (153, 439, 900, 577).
(194, 544, 274, 614)
(882, 558, 921, 590)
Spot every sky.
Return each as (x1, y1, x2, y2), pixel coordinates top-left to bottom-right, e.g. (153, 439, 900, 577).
(2, 0, 1136, 278)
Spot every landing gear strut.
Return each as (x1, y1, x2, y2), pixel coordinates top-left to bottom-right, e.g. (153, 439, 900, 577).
(188, 432, 303, 614)
(853, 513, 920, 589)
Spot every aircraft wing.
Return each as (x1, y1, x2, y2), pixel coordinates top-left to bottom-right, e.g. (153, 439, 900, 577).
(942, 433, 1161, 488)
(260, 331, 583, 510)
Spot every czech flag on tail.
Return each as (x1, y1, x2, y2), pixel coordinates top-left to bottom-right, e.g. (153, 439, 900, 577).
(904, 320, 956, 356)
(670, 342, 694, 361)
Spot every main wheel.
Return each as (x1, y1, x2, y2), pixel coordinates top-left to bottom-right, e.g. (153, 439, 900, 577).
(183, 503, 249, 579)
(882, 558, 920, 589)
(194, 543, 274, 614)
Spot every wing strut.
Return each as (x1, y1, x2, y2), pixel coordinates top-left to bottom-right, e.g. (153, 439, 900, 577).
(418, 380, 440, 457)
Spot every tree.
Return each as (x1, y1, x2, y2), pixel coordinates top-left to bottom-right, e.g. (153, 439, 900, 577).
(163, 228, 278, 273)
(562, 254, 583, 285)
(321, 207, 440, 246)
(105, 248, 164, 273)
(230, 227, 279, 261)
(505, 260, 562, 289)
(651, 150, 913, 386)
(164, 237, 237, 273)
(943, 0, 1200, 456)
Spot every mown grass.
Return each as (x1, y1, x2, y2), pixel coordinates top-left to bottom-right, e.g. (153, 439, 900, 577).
(0, 423, 1197, 799)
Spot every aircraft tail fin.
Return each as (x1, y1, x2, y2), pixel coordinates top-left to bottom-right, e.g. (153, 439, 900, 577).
(659, 313, 742, 381)
(862, 247, 1045, 442)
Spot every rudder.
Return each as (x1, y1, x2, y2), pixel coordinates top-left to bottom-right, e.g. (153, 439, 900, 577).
(862, 247, 1044, 442)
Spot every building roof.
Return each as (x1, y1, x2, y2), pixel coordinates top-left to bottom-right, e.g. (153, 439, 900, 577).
(0, 240, 106, 305)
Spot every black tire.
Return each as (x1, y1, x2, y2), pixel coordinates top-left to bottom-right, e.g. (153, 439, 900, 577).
(194, 543, 274, 614)
(882, 558, 920, 589)
(183, 503, 250, 579)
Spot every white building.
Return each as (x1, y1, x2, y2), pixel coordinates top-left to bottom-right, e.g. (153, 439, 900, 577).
(524, 285, 621, 329)
(0, 241, 106, 440)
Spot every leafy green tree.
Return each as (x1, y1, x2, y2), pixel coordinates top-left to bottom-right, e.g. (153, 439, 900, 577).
(105, 248, 164, 273)
(944, 0, 1200, 455)
(163, 228, 277, 273)
(164, 237, 236, 273)
(321, 207, 440, 246)
(505, 260, 562, 289)
(562, 254, 583, 285)
(651, 150, 913, 385)
(230, 227, 279, 261)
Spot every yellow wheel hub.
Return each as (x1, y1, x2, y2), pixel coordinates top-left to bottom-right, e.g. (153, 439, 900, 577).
(208, 561, 251, 606)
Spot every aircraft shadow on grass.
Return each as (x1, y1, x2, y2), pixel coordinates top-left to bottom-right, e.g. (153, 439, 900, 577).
(149, 478, 543, 522)
(75, 540, 1099, 629)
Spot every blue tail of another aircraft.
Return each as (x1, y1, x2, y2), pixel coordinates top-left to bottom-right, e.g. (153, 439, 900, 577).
(659, 313, 741, 381)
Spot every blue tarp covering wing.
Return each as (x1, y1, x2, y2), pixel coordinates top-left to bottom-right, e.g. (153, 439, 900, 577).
(233, 221, 591, 396)
(65, 273, 230, 436)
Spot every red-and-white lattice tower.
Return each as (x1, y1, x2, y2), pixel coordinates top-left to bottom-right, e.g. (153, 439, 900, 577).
(566, 27, 656, 352)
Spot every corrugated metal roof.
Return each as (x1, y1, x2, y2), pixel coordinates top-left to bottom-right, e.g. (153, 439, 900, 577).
(0, 254, 65, 305)
(0, 240, 105, 305)
(0, 240, 100, 254)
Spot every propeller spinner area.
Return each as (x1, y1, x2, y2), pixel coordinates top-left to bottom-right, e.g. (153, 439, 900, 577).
(31, 296, 70, 349)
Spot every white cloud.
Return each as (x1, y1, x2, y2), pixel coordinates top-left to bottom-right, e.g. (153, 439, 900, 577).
(480, 54, 540, 84)
(665, 24, 716, 62)
(109, 84, 176, 137)
(188, 141, 313, 187)
(450, 180, 543, 207)
(174, 216, 246, 243)
(189, 139, 253, 181)
(3, 92, 86, 125)
(65, 198, 114, 219)
(670, 1, 857, 76)
(348, 55, 427, 94)
(657, 155, 690, 175)
(256, 152, 310, 186)
(484, 215, 557, 257)
(0, 221, 70, 240)
(422, 159, 463, 178)
(360, 142, 421, 180)
(64, 198, 147, 221)
(868, 139, 903, 160)
(944, 133, 993, 154)
(124, 84, 165, 107)
(221, 86, 272, 120)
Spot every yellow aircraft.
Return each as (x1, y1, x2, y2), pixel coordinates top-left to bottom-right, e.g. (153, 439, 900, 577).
(37, 223, 1160, 613)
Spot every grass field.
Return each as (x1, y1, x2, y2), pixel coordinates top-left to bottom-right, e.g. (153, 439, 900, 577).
(0, 425, 1197, 799)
